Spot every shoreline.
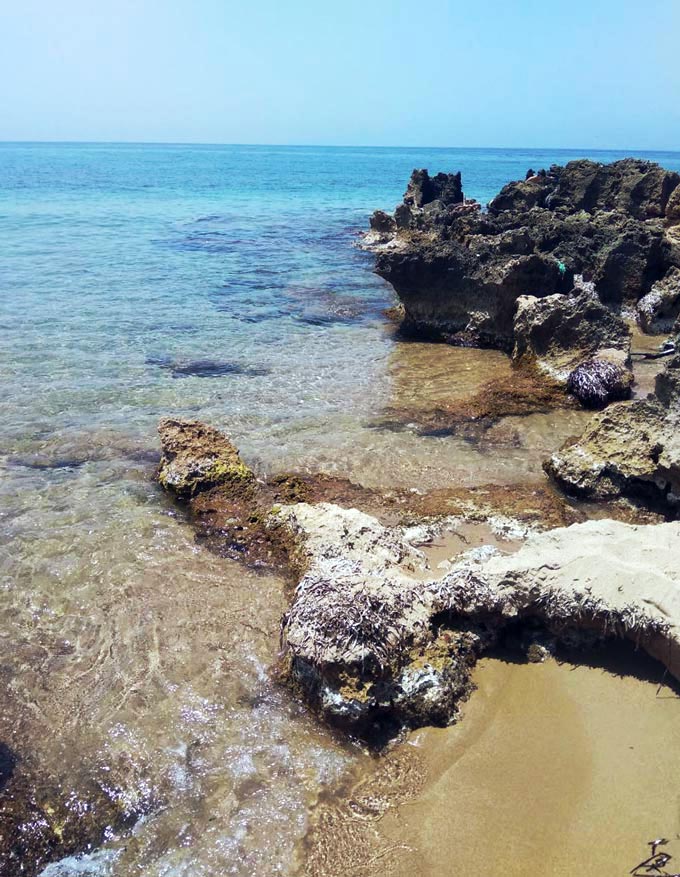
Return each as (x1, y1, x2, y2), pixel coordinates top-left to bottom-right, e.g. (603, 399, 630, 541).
(3, 150, 680, 877)
(303, 647, 680, 877)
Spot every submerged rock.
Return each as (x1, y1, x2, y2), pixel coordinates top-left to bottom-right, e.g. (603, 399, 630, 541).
(147, 356, 269, 378)
(0, 751, 145, 877)
(364, 159, 680, 350)
(156, 418, 254, 499)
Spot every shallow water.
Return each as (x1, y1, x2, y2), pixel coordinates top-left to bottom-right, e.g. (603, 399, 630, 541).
(2, 143, 680, 875)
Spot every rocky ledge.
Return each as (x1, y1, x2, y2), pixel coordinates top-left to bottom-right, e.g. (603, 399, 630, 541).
(363, 160, 680, 406)
(280, 504, 679, 736)
(546, 347, 680, 510)
(156, 419, 680, 741)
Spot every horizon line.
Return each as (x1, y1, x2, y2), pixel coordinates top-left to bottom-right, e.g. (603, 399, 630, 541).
(0, 139, 679, 153)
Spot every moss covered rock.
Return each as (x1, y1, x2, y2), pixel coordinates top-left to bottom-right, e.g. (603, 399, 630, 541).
(157, 418, 254, 499)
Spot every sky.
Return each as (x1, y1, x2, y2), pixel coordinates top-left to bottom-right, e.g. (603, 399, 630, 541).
(1, 0, 679, 149)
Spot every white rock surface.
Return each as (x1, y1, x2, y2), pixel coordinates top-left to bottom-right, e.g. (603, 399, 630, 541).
(280, 502, 680, 723)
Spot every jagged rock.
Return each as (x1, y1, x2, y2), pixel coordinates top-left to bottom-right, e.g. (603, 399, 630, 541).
(666, 183, 680, 224)
(365, 159, 680, 348)
(404, 169, 463, 208)
(491, 159, 680, 218)
(369, 209, 396, 234)
(544, 362, 680, 507)
(592, 218, 666, 305)
(545, 351, 680, 508)
(156, 417, 254, 499)
(375, 245, 567, 347)
(511, 286, 632, 407)
(655, 352, 680, 405)
(547, 158, 679, 218)
(637, 267, 680, 333)
(512, 288, 631, 379)
(276, 501, 426, 575)
(279, 501, 680, 733)
(488, 167, 558, 213)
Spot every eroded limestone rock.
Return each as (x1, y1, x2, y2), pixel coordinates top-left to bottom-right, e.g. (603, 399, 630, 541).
(157, 417, 254, 499)
(364, 159, 680, 350)
(637, 267, 680, 334)
(544, 389, 680, 508)
(545, 345, 680, 509)
(512, 288, 631, 374)
(666, 184, 680, 224)
(279, 501, 680, 735)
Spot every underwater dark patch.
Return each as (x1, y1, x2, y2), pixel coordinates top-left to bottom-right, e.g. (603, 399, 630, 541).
(294, 312, 357, 327)
(6, 456, 86, 471)
(364, 418, 416, 434)
(146, 356, 270, 378)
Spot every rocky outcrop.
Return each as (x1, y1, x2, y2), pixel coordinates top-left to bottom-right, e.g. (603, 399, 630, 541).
(404, 168, 463, 209)
(512, 287, 631, 371)
(511, 286, 632, 406)
(491, 159, 680, 219)
(157, 417, 254, 499)
(545, 353, 680, 508)
(373, 235, 569, 348)
(655, 351, 680, 405)
(280, 502, 680, 734)
(365, 159, 680, 350)
(666, 183, 680, 224)
(152, 420, 678, 737)
(637, 267, 680, 333)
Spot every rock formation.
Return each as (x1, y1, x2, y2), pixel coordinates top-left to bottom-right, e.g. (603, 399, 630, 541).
(154, 419, 679, 738)
(279, 502, 680, 735)
(545, 351, 680, 509)
(157, 417, 254, 499)
(511, 285, 633, 405)
(364, 160, 680, 351)
(637, 266, 680, 333)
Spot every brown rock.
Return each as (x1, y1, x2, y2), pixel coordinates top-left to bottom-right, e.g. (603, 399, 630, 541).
(157, 418, 254, 499)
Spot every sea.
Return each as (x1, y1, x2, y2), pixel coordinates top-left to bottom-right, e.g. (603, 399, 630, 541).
(2, 143, 680, 877)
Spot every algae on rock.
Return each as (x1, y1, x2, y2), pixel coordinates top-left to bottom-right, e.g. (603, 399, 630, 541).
(157, 417, 254, 499)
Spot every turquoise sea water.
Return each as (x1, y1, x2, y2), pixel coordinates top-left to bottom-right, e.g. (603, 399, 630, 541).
(2, 143, 680, 877)
(3, 143, 680, 473)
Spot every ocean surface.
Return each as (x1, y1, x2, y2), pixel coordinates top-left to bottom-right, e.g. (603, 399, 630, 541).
(2, 143, 680, 877)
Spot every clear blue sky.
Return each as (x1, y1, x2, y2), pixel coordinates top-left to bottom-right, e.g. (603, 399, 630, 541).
(1, 0, 678, 148)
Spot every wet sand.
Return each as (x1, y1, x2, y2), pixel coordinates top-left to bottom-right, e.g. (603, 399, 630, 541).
(304, 652, 680, 877)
